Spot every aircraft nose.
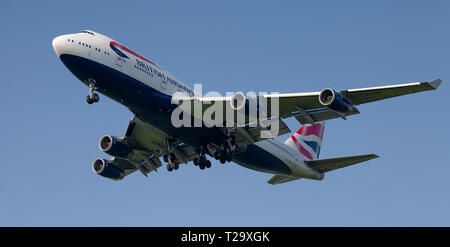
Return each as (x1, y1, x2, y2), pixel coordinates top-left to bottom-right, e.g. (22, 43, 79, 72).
(52, 35, 68, 57)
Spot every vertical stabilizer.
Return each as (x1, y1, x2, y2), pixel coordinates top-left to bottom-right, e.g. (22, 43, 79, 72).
(285, 122, 325, 160)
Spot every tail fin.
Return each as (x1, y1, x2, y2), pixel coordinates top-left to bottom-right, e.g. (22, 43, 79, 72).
(285, 122, 325, 160)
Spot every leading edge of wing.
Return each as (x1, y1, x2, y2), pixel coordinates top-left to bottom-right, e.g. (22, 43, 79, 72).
(347, 79, 442, 93)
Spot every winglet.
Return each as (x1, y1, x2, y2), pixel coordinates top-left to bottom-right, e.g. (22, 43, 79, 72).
(429, 79, 442, 89)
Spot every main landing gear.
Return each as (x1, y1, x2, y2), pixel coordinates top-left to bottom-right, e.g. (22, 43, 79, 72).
(164, 139, 179, 172)
(163, 138, 235, 172)
(213, 136, 235, 164)
(86, 78, 100, 104)
(213, 146, 233, 164)
(193, 154, 212, 170)
(163, 152, 179, 172)
(191, 145, 211, 170)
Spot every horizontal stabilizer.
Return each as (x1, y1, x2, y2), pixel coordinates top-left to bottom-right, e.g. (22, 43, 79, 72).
(267, 175, 301, 185)
(305, 154, 379, 173)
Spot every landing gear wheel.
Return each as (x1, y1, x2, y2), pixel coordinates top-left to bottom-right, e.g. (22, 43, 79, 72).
(219, 157, 226, 164)
(199, 162, 205, 170)
(174, 163, 179, 170)
(200, 155, 206, 164)
(166, 163, 173, 172)
(163, 155, 169, 163)
(86, 96, 94, 104)
(92, 93, 99, 102)
(226, 153, 232, 162)
(197, 146, 212, 170)
(213, 152, 220, 160)
(86, 78, 99, 104)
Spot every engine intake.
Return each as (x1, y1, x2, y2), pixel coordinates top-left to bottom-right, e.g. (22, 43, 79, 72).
(318, 88, 352, 113)
(99, 135, 132, 158)
(92, 158, 124, 180)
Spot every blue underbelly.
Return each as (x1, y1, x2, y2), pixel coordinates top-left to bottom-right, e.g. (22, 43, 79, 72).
(59, 54, 227, 147)
(233, 144, 292, 175)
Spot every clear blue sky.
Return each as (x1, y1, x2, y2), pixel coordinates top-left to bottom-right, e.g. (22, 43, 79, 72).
(1, 0, 449, 226)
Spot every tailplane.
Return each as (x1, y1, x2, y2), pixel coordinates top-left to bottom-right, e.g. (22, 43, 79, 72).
(267, 154, 378, 185)
(272, 122, 379, 185)
(305, 154, 379, 173)
(285, 122, 325, 160)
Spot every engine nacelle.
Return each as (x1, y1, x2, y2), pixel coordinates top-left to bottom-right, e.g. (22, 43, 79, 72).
(99, 135, 132, 158)
(92, 158, 124, 180)
(318, 88, 352, 113)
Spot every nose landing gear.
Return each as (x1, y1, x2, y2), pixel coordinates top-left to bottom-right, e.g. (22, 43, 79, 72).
(86, 78, 100, 104)
(86, 94, 99, 104)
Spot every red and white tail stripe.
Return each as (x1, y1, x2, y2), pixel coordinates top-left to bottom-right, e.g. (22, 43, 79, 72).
(285, 122, 325, 160)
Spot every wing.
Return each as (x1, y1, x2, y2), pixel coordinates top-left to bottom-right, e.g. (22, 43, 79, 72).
(266, 79, 442, 124)
(173, 79, 441, 127)
(104, 116, 198, 179)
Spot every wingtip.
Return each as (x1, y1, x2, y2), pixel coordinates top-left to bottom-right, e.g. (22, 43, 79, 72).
(429, 79, 442, 89)
(365, 154, 379, 160)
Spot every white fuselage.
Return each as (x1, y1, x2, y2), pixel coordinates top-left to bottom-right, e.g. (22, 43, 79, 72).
(52, 31, 192, 97)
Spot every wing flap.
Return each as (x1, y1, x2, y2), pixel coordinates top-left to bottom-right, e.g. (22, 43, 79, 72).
(294, 107, 360, 125)
(305, 154, 379, 173)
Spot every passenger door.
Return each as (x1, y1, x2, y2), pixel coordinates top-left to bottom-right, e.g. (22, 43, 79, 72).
(115, 54, 126, 68)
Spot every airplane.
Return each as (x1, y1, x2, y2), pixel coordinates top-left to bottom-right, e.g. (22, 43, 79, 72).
(52, 30, 442, 185)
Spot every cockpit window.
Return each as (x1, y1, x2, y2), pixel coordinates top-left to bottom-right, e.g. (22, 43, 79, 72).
(81, 30, 95, 36)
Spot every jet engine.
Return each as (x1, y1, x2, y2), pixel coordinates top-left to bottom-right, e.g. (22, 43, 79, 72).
(92, 158, 124, 180)
(99, 135, 132, 158)
(318, 88, 352, 113)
